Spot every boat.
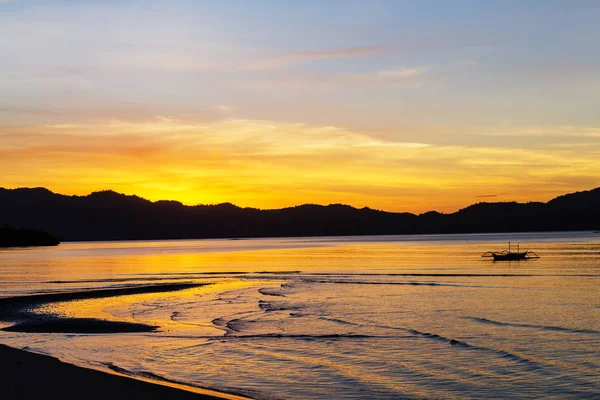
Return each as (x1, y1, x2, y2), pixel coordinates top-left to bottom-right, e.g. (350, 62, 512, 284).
(481, 242, 540, 261)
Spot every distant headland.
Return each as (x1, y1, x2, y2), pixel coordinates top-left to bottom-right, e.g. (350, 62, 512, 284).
(0, 225, 60, 248)
(0, 187, 599, 242)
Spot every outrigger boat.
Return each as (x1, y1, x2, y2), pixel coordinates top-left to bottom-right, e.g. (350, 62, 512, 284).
(482, 242, 540, 261)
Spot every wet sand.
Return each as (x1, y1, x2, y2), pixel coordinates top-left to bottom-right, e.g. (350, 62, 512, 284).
(0, 283, 205, 333)
(0, 283, 252, 399)
(0, 344, 246, 400)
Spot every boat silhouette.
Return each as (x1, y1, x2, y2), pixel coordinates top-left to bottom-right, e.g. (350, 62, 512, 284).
(482, 242, 540, 261)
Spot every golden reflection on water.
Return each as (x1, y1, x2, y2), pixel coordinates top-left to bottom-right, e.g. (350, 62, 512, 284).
(0, 233, 599, 399)
(38, 279, 277, 336)
(1, 236, 599, 298)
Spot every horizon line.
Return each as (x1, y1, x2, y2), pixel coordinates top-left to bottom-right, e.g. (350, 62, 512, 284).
(2, 185, 595, 216)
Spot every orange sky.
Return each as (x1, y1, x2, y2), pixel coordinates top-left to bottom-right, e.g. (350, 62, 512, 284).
(2, 119, 598, 213)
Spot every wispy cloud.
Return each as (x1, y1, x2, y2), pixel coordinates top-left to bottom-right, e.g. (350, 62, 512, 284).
(104, 45, 386, 73)
(243, 46, 385, 70)
(251, 65, 431, 89)
(154, 115, 172, 123)
(216, 105, 234, 112)
(375, 66, 429, 79)
(352, 67, 430, 88)
(324, 66, 430, 85)
(1, 118, 598, 212)
(482, 125, 600, 138)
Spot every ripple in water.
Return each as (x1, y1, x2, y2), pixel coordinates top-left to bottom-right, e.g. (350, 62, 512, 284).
(1, 233, 599, 399)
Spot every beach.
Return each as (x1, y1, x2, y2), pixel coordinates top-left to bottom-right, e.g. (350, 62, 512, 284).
(0, 344, 242, 400)
(0, 283, 248, 399)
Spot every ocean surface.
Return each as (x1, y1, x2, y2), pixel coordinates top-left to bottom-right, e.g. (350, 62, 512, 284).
(1, 232, 599, 399)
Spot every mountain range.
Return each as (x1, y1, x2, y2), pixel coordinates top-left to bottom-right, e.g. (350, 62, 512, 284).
(0, 187, 599, 241)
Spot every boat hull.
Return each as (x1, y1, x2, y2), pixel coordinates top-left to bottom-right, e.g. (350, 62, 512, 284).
(491, 252, 528, 261)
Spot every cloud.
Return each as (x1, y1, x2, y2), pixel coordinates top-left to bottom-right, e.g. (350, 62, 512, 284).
(318, 65, 429, 87)
(216, 105, 234, 112)
(243, 46, 385, 71)
(482, 125, 600, 138)
(254, 65, 430, 90)
(375, 67, 429, 79)
(2, 117, 599, 214)
(102, 45, 386, 73)
(154, 115, 172, 123)
(2, 104, 599, 216)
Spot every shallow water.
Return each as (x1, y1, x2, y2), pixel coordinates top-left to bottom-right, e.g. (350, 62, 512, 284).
(1, 232, 599, 399)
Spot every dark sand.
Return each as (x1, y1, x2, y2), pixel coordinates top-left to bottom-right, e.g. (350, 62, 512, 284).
(0, 344, 246, 400)
(0, 283, 205, 307)
(0, 283, 249, 398)
(2, 318, 159, 333)
(0, 283, 205, 333)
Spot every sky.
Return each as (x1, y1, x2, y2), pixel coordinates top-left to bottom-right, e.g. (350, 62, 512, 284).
(1, 0, 599, 213)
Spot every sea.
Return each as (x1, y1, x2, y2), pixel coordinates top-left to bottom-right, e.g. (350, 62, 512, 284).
(1, 232, 599, 399)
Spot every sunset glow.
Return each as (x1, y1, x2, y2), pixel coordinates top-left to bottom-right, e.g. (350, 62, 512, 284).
(2, 1, 599, 213)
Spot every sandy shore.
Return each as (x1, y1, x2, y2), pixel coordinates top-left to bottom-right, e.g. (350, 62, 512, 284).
(0, 283, 205, 333)
(0, 344, 247, 400)
(0, 284, 251, 399)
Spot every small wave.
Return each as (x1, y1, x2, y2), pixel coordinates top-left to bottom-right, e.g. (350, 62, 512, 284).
(258, 288, 285, 297)
(223, 333, 381, 341)
(211, 317, 228, 330)
(308, 272, 600, 277)
(255, 271, 301, 275)
(309, 317, 538, 367)
(466, 317, 600, 335)
(408, 329, 474, 348)
(318, 317, 360, 326)
(225, 318, 247, 333)
(406, 328, 539, 368)
(169, 312, 207, 328)
(300, 279, 466, 287)
(257, 300, 299, 312)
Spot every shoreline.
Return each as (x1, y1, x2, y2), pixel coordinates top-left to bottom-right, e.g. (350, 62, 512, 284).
(0, 344, 249, 400)
(0, 283, 206, 333)
(0, 283, 254, 399)
(56, 229, 599, 244)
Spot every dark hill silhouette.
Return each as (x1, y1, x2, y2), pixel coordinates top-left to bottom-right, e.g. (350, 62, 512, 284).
(0, 225, 60, 247)
(0, 187, 599, 241)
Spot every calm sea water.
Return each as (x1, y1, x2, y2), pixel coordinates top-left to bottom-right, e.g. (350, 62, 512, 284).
(1, 232, 599, 399)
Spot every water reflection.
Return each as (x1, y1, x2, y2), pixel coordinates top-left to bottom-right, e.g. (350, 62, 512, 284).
(0, 232, 599, 399)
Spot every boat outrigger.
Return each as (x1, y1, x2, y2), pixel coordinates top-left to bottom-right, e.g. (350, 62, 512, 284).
(482, 242, 540, 261)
